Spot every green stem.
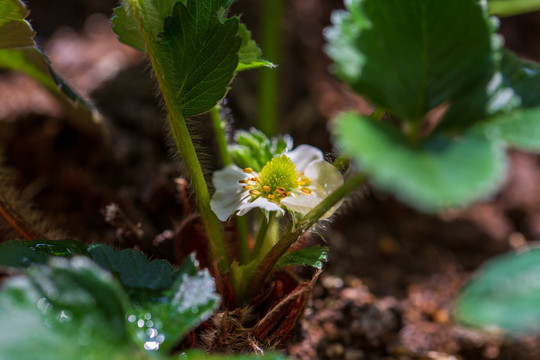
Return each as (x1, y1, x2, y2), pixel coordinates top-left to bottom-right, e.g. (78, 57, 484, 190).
(251, 212, 274, 260)
(235, 217, 250, 264)
(249, 172, 368, 295)
(210, 106, 232, 166)
(129, 2, 228, 270)
(489, 0, 540, 17)
(369, 106, 386, 121)
(258, 0, 283, 136)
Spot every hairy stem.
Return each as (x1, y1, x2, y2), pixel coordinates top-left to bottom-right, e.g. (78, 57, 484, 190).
(129, 2, 228, 270)
(258, 0, 283, 136)
(249, 173, 368, 295)
(251, 211, 274, 260)
(210, 106, 232, 166)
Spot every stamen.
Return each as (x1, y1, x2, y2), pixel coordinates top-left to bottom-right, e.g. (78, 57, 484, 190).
(268, 194, 275, 199)
(250, 177, 259, 182)
(276, 187, 286, 193)
(239, 180, 249, 184)
(298, 172, 304, 176)
(242, 185, 253, 190)
(250, 190, 260, 196)
(263, 186, 271, 193)
(243, 168, 253, 173)
(301, 188, 312, 195)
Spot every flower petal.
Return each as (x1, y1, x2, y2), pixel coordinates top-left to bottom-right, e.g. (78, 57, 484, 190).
(213, 165, 249, 191)
(281, 194, 323, 216)
(287, 145, 324, 172)
(236, 197, 285, 217)
(211, 190, 248, 221)
(304, 161, 344, 195)
(210, 165, 250, 221)
(283, 161, 344, 219)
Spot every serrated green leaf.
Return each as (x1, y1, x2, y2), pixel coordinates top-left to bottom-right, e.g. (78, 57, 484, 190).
(454, 247, 540, 334)
(325, 0, 495, 122)
(0, 239, 87, 268)
(275, 246, 329, 270)
(0, 0, 103, 135)
(88, 244, 177, 294)
(237, 22, 275, 71)
(0, 257, 141, 360)
(112, 5, 145, 51)
(113, 0, 241, 117)
(337, 112, 507, 211)
(0, 0, 33, 48)
(126, 254, 220, 353)
(161, 1, 241, 116)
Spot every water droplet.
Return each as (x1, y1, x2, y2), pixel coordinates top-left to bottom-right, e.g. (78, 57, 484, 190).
(156, 334, 165, 343)
(179, 353, 188, 360)
(57, 310, 72, 322)
(144, 313, 152, 320)
(146, 328, 158, 338)
(190, 306, 199, 314)
(137, 319, 145, 328)
(127, 314, 137, 323)
(144, 341, 160, 351)
(146, 320, 154, 328)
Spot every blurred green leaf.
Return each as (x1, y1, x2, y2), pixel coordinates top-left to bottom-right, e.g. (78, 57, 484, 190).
(126, 254, 220, 353)
(0, 257, 143, 360)
(482, 107, 540, 152)
(0, 0, 104, 135)
(275, 246, 328, 270)
(88, 244, 177, 296)
(0, 239, 87, 268)
(441, 51, 540, 132)
(336, 113, 507, 211)
(325, 0, 495, 122)
(488, 0, 540, 17)
(455, 247, 540, 334)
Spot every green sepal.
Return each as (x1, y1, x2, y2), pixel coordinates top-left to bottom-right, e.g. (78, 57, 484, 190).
(229, 128, 292, 172)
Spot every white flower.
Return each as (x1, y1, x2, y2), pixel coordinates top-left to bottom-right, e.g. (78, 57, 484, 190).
(210, 145, 344, 221)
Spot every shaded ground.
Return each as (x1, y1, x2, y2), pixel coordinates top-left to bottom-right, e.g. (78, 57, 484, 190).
(2, 1, 540, 359)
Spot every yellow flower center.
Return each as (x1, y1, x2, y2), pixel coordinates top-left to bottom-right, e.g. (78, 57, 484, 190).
(239, 155, 312, 202)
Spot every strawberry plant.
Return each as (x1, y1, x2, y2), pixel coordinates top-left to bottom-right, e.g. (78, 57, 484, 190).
(2, 0, 540, 358)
